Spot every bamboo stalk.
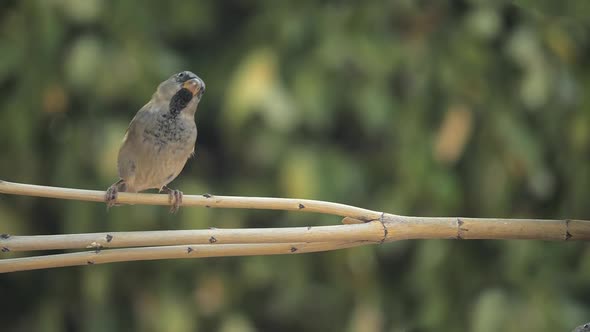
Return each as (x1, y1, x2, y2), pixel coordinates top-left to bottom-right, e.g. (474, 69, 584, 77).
(0, 241, 366, 273)
(381, 215, 590, 241)
(0, 180, 382, 221)
(0, 222, 384, 251)
(1, 180, 589, 273)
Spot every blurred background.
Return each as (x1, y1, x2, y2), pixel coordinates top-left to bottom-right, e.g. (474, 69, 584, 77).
(1, 1, 590, 331)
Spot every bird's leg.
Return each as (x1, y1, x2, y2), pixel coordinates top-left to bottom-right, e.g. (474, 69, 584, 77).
(105, 179, 126, 210)
(160, 186, 183, 213)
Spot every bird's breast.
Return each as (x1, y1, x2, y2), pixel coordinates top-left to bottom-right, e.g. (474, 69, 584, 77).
(125, 115, 196, 191)
(142, 115, 197, 154)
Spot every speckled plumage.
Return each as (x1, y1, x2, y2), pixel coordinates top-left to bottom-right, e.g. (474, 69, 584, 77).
(106, 71, 205, 212)
(573, 323, 590, 332)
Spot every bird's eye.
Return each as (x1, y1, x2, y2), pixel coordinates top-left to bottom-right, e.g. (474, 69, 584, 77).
(178, 73, 185, 78)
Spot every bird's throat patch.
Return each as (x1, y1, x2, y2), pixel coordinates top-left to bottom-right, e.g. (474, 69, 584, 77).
(169, 88, 194, 116)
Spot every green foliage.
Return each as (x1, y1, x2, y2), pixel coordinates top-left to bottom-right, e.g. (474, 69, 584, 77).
(1, 1, 589, 331)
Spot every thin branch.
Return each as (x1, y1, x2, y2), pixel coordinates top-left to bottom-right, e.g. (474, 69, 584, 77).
(0, 241, 367, 273)
(3, 217, 588, 255)
(0, 222, 384, 251)
(1, 180, 590, 273)
(0, 180, 382, 221)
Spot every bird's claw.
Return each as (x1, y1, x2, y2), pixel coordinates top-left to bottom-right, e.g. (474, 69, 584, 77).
(105, 179, 125, 210)
(105, 184, 119, 210)
(162, 186, 183, 213)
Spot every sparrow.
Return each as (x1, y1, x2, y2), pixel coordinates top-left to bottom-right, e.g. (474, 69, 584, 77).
(573, 323, 590, 332)
(105, 71, 205, 212)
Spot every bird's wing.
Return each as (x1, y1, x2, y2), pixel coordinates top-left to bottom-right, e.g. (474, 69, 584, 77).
(124, 101, 154, 138)
(117, 102, 157, 182)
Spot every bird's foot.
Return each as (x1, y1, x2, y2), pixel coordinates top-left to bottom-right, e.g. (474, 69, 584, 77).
(161, 186, 183, 213)
(105, 179, 125, 210)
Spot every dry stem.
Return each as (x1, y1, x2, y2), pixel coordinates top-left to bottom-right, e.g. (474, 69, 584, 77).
(0, 180, 382, 221)
(1, 180, 589, 273)
(0, 241, 366, 273)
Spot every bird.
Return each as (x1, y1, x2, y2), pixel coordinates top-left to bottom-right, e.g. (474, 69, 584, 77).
(573, 323, 590, 332)
(105, 71, 205, 212)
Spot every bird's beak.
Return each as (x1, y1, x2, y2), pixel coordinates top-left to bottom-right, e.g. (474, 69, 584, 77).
(183, 78, 204, 97)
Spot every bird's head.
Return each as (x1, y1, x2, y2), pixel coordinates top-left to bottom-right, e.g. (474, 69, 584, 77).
(154, 71, 206, 116)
